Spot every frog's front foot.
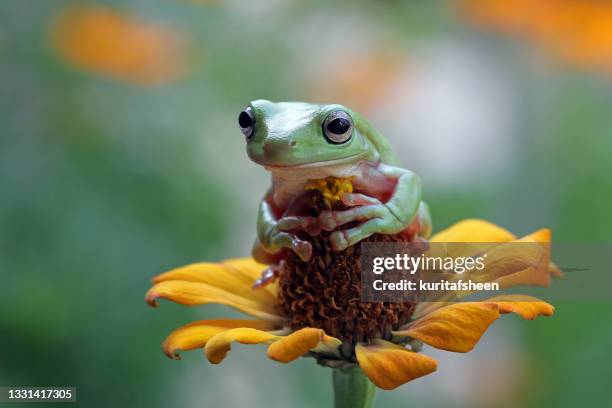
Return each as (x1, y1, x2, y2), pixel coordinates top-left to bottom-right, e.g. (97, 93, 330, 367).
(270, 231, 313, 262)
(260, 216, 318, 262)
(319, 193, 406, 251)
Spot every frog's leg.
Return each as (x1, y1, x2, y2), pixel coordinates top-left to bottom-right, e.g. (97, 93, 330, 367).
(253, 190, 316, 263)
(417, 201, 432, 239)
(322, 165, 423, 251)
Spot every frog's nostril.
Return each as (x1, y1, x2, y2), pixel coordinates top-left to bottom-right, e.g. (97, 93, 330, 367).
(290, 140, 297, 147)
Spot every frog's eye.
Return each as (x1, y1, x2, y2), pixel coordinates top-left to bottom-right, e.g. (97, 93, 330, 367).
(238, 107, 256, 139)
(323, 111, 354, 144)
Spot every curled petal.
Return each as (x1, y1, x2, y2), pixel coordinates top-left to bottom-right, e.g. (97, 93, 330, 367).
(355, 340, 437, 390)
(153, 258, 276, 305)
(423, 227, 558, 305)
(549, 262, 563, 278)
(267, 328, 340, 363)
(430, 219, 516, 243)
(395, 303, 499, 353)
(163, 319, 277, 360)
(204, 328, 278, 364)
(145, 280, 282, 322)
(310, 335, 343, 358)
(486, 295, 555, 320)
(485, 229, 553, 288)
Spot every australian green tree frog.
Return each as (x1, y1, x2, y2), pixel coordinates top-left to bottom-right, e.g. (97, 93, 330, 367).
(238, 100, 432, 287)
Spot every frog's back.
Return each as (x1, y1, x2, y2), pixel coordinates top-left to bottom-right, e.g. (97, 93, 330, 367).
(353, 113, 401, 167)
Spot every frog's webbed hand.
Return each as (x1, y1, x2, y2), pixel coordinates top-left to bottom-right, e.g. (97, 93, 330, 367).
(319, 166, 423, 251)
(253, 191, 315, 262)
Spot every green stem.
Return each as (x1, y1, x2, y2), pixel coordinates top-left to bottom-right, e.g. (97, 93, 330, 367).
(332, 367, 376, 408)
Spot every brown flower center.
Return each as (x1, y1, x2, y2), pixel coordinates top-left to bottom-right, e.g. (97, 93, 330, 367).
(277, 190, 417, 360)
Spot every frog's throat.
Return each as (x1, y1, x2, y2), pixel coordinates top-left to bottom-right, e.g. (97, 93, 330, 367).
(262, 151, 375, 171)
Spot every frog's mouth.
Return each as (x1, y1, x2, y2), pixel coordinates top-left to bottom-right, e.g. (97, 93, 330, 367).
(261, 151, 372, 171)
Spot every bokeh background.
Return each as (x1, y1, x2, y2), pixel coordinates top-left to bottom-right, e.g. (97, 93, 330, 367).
(1, 0, 611, 407)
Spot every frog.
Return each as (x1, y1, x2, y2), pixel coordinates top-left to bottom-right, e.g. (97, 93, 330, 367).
(237, 100, 432, 288)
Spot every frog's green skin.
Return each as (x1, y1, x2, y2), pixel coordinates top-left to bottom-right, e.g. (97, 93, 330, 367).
(240, 100, 431, 281)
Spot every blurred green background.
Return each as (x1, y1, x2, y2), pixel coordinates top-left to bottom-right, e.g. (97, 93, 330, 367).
(1, 0, 611, 407)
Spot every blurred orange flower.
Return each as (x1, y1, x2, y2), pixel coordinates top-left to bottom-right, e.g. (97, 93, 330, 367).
(459, 0, 612, 73)
(459, 0, 538, 35)
(50, 6, 189, 85)
(309, 50, 405, 114)
(179, 0, 222, 5)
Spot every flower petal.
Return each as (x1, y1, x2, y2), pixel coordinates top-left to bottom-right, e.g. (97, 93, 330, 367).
(395, 302, 499, 353)
(267, 328, 341, 363)
(486, 295, 555, 320)
(484, 229, 553, 289)
(145, 280, 282, 322)
(355, 340, 437, 390)
(222, 258, 269, 281)
(415, 228, 557, 316)
(550, 262, 563, 278)
(153, 258, 277, 305)
(430, 219, 516, 243)
(412, 301, 451, 321)
(163, 319, 277, 360)
(204, 328, 278, 364)
(223, 258, 280, 297)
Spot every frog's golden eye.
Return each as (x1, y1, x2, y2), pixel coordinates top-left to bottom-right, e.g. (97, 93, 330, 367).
(323, 111, 353, 144)
(238, 107, 256, 139)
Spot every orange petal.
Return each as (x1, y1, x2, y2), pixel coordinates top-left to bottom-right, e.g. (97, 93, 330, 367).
(430, 219, 516, 243)
(153, 258, 276, 306)
(549, 262, 564, 278)
(145, 280, 282, 322)
(484, 229, 553, 288)
(516, 228, 551, 243)
(222, 258, 270, 281)
(412, 301, 451, 321)
(355, 340, 437, 390)
(267, 328, 340, 363)
(415, 229, 557, 315)
(163, 319, 277, 360)
(395, 302, 499, 353)
(223, 257, 279, 298)
(486, 295, 555, 320)
(204, 328, 278, 364)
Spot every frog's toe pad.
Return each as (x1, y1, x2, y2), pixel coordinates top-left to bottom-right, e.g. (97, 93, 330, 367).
(319, 211, 339, 231)
(330, 230, 349, 251)
(294, 241, 313, 262)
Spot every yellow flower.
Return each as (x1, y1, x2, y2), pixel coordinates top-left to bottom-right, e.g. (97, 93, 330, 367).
(146, 219, 557, 390)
